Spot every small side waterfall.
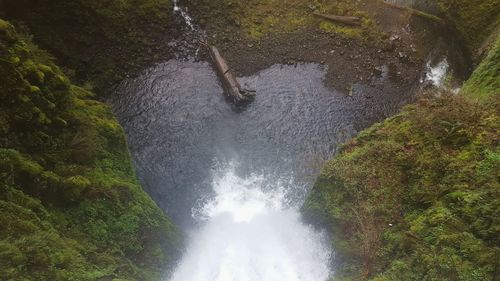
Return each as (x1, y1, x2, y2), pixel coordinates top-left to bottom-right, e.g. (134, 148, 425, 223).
(170, 0, 207, 57)
(423, 58, 449, 88)
(172, 0, 195, 30)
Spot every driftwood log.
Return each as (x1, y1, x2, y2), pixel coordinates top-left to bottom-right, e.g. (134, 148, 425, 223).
(313, 12, 361, 26)
(208, 46, 255, 105)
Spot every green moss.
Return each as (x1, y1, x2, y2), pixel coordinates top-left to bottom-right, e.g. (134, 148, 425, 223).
(319, 21, 362, 39)
(61, 175, 90, 200)
(2, 0, 175, 92)
(461, 36, 500, 99)
(304, 93, 500, 280)
(0, 148, 44, 182)
(437, 0, 500, 56)
(190, 0, 383, 41)
(0, 19, 182, 281)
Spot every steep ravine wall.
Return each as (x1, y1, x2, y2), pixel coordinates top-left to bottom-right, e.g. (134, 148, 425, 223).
(390, 0, 499, 63)
(303, 21, 499, 281)
(0, 0, 178, 93)
(435, 0, 500, 61)
(1, 0, 498, 280)
(462, 36, 500, 99)
(0, 19, 182, 281)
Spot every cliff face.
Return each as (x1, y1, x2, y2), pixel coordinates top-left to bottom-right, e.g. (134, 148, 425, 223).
(303, 29, 499, 281)
(0, 19, 181, 281)
(437, 0, 500, 61)
(304, 95, 499, 281)
(0, 0, 177, 93)
(462, 36, 500, 99)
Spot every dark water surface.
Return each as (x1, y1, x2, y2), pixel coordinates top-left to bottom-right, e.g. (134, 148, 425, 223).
(109, 60, 419, 227)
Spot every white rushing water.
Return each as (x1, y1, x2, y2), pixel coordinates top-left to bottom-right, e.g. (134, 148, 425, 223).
(168, 162, 332, 281)
(172, 0, 195, 30)
(423, 58, 449, 88)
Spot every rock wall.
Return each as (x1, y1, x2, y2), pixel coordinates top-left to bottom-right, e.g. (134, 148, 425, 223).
(0, 0, 177, 93)
(303, 25, 500, 281)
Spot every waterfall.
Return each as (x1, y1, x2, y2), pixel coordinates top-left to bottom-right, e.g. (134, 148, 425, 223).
(423, 58, 449, 88)
(172, 0, 195, 30)
(167, 162, 332, 281)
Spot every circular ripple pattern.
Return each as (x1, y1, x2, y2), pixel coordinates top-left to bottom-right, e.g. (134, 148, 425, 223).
(109, 60, 416, 226)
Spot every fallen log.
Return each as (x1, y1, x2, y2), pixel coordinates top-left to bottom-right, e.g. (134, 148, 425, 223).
(313, 12, 361, 26)
(379, 1, 443, 22)
(208, 46, 255, 105)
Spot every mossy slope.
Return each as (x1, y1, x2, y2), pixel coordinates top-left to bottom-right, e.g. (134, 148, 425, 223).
(461, 36, 500, 99)
(303, 6, 499, 277)
(437, 0, 500, 59)
(0, 19, 181, 281)
(185, 0, 382, 41)
(0, 0, 175, 92)
(303, 92, 499, 281)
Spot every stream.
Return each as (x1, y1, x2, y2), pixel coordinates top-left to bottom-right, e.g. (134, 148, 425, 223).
(108, 2, 467, 280)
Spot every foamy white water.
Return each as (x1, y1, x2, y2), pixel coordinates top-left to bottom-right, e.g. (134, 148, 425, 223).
(168, 163, 332, 281)
(423, 58, 449, 87)
(172, 0, 195, 30)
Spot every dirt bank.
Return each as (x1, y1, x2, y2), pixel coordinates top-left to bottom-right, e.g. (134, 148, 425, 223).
(178, 0, 462, 93)
(0, 0, 471, 96)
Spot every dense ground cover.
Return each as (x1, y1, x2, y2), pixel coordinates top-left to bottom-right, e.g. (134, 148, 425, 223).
(0, 19, 181, 281)
(304, 92, 499, 281)
(303, 1, 499, 278)
(303, 32, 500, 281)
(462, 36, 500, 99)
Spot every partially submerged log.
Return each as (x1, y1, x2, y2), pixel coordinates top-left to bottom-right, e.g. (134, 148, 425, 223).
(313, 12, 361, 26)
(208, 46, 255, 105)
(380, 1, 443, 22)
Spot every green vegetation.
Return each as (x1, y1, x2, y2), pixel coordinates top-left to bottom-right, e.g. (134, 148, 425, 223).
(304, 4, 500, 275)
(303, 92, 499, 281)
(188, 0, 383, 41)
(0, 19, 181, 281)
(462, 36, 500, 99)
(0, 0, 175, 92)
(437, 0, 500, 58)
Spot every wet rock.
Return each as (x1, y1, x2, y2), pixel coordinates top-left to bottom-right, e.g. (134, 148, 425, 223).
(389, 34, 400, 41)
(373, 66, 384, 76)
(384, 43, 396, 52)
(308, 4, 318, 11)
(398, 51, 409, 62)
